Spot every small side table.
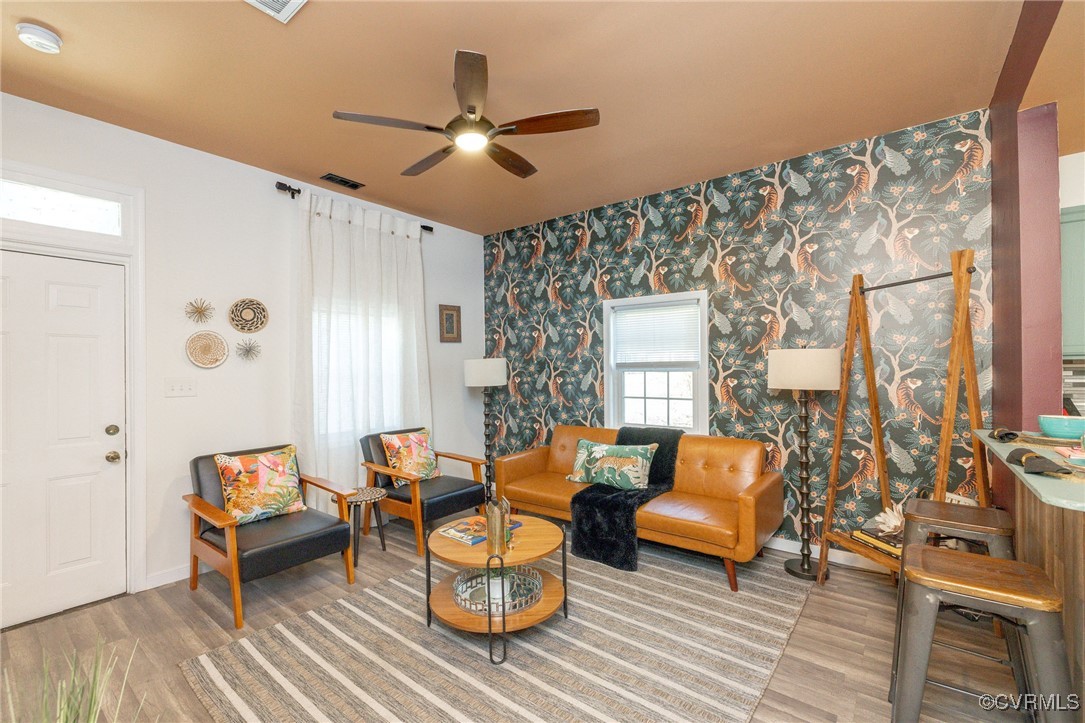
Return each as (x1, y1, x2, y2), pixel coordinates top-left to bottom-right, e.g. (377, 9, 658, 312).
(340, 487, 387, 565)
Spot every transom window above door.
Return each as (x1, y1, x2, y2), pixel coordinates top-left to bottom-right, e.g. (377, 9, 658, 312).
(603, 290, 709, 434)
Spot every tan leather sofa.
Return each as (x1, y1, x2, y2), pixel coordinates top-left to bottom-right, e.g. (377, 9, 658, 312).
(494, 424, 785, 591)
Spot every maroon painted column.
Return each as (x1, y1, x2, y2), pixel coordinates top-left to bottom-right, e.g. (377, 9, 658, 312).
(990, 102, 1064, 510)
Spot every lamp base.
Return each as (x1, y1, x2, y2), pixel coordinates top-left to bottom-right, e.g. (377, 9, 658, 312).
(784, 556, 826, 581)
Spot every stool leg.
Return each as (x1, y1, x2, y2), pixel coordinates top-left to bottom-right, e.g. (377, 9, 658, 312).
(890, 522, 930, 703)
(1022, 612, 1074, 723)
(1003, 620, 1032, 698)
(374, 501, 387, 552)
(892, 582, 940, 723)
(352, 504, 361, 569)
(987, 535, 1014, 560)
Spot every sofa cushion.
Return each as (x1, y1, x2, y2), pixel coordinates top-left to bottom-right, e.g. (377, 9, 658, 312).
(672, 435, 765, 499)
(505, 471, 589, 512)
(547, 425, 618, 474)
(636, 491, 739, 549)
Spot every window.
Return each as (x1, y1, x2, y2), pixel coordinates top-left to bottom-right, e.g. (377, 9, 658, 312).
(1, 179, 123, 236)
(603, 290, 709, 433)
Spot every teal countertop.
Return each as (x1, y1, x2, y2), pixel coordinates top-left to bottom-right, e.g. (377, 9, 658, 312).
(975, 429, 1085, 512)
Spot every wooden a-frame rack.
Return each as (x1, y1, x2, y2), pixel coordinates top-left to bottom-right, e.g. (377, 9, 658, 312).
(816, 248, 990, 583)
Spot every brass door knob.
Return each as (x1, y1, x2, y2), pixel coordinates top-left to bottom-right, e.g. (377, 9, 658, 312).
(105, 451, 122, 463)
(105, 424, 120, 436)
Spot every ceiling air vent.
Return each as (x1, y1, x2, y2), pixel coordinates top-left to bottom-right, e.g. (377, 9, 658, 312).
(243, 0, 307, 24)
(320, 173, 364, 190)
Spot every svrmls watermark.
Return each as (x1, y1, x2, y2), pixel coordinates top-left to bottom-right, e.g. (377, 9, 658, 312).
(978, 693, 1080, 712)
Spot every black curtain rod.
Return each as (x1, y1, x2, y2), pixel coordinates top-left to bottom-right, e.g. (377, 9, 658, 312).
(860, 267, 975, 295)
(274, 181, 434, 233)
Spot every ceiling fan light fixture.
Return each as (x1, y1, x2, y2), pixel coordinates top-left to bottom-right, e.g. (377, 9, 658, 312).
(454, 131, 488, 152)
(16, 23, 62, 54)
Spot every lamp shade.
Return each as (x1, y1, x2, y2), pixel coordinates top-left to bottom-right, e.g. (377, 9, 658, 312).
(767, 348, 841, 391)
(464, 358, 508, 387)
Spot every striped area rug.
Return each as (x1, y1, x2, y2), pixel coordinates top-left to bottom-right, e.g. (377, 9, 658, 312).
(181, 532, 811, 723)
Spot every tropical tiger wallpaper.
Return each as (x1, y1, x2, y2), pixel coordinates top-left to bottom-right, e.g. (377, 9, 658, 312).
(483, 109, 993, 542)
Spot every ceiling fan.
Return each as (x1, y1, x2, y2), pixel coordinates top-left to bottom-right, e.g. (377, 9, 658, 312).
(333, 50, 600, 179)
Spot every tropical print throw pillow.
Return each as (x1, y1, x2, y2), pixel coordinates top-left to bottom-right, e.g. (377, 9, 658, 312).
(215, 445, 306, 525)
(380, 429, 441, 487)
(568, 440, 658, 490)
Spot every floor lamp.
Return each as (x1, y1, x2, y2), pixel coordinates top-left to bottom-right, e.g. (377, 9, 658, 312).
(464, 358, 508, 500)
(767, 348, 841, 581)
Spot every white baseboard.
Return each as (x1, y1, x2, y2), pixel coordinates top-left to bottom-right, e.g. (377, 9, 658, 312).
(762, 536, 890, 574)
(139, 564, 190, 592)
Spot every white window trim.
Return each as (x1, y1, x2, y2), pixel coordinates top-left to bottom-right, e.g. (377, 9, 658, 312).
(602, 289, 709, 434)
(0, 160, 148, 594)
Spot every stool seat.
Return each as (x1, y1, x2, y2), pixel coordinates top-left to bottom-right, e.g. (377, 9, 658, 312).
(903, 545, 1062, 612)
(903, 499, 1013, 536)
(340, 487, 388, 505)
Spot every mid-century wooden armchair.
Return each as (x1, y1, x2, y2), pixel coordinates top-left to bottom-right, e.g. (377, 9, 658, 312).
(184, 444, 355, 628)
(359, 428, 487, 555)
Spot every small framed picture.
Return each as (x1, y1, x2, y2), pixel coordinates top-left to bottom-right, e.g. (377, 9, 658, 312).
(439, 304, 461, 343)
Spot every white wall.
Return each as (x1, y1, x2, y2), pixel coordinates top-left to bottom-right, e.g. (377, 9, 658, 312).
(1060, 152, 1085, 208)
(1, 94, 484, 589)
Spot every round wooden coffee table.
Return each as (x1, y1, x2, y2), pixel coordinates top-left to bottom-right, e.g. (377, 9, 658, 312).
(425, 516, 567, 662)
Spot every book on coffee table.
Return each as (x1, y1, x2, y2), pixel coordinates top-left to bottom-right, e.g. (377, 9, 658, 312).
(438, 516, 523, 546)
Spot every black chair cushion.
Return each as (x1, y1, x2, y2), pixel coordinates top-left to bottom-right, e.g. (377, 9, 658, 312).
(190, 444, 294, 534)
(385, 475, 486, 523)
(359, 428, 424, 488)
(201, 508, 350, 583)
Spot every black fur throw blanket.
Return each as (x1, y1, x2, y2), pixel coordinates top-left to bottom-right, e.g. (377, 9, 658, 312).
(570, 426, 684, 571)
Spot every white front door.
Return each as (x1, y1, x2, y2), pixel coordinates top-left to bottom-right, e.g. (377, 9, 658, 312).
(1, 250, 127, 627)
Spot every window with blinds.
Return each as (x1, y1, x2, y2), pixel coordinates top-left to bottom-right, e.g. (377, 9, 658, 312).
(603, 291, 709, 433)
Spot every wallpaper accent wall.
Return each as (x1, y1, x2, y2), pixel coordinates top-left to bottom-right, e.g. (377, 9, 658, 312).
(483, 109, 993, 542)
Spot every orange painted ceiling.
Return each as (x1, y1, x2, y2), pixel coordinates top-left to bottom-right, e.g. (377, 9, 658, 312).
(2, 1, 1026, 235)
(1022, 0, 1085, 156)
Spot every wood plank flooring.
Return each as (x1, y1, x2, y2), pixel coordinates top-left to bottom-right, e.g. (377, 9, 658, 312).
(2, 521, 1019, 722)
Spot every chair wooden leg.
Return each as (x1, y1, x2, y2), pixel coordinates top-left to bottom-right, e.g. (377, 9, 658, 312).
(722, 558, 738, 592)
(343, 544, 355, 584)
(189, 554, 199, 590)
(225, 528, 244, 629)
(412, 514, 425, 556)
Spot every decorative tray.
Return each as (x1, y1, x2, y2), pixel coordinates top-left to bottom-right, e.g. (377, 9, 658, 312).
(452, 565, 542, 617)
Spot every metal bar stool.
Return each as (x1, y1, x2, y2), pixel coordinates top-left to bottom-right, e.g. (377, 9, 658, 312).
(340, 487, 387, 566)
(889, 499, 1022, 704)
(893, 545, 1072, 723)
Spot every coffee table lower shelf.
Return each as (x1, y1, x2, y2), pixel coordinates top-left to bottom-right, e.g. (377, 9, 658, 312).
(429, 569, 564, 633)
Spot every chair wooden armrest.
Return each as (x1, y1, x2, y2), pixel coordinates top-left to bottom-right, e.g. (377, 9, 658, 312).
(299, 473, 354, 523)
(183, 493, 237, 528)
(362, 461, 422, 484)
(299, 473, 354, 497)
(435, 450, 486, 466)
(434, 451, 485, 483)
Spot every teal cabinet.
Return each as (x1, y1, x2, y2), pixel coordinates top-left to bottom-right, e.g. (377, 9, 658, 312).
(1064, 205, 1085, 358)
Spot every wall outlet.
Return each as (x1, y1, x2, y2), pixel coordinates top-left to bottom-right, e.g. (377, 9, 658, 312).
(165, 377, 196, 397)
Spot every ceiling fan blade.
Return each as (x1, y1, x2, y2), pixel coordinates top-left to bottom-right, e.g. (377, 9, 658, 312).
(402, 145, 457, 176)
(486, 143, 537, 178)
(454, 50, 488, 122)
(494, 108, 600, 136)
(333, 111, 446, 134)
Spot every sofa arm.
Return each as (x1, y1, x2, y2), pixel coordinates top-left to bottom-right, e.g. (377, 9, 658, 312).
(736, 471, 785, 561)
(494, 446, 550, 499)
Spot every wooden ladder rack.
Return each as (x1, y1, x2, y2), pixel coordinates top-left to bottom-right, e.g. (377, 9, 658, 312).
(816, 248, 990, 582)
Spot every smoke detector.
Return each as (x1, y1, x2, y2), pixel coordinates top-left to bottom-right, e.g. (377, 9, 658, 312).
(16, 23, 62, 54)
(243, 0, 307, 24)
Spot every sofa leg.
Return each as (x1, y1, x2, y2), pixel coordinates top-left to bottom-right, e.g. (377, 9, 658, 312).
(756, 548, 764, 558)
(722, 558, 738, 592)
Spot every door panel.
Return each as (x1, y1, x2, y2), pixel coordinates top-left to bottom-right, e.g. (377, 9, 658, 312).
(1, 250, 127, 627)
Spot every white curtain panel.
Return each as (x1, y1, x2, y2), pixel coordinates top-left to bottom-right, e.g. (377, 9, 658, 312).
(294, 191, 433, 495)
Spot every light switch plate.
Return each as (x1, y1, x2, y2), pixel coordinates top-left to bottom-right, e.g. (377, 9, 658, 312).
(165, 377, 196, 397)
